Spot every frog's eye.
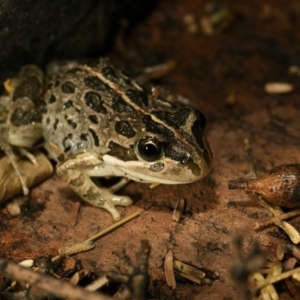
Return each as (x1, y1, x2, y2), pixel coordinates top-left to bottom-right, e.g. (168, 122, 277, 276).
(135, 137, 163, 161)
(197, 111, 206, 130)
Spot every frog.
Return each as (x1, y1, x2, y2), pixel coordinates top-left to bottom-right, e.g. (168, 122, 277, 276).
(0, 58, 213, 221)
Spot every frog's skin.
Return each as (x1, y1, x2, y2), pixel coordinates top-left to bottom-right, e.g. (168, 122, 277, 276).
(1, 58, 213, 220)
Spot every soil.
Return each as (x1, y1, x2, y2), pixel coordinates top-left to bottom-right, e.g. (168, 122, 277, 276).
(1, 1, 300, 299)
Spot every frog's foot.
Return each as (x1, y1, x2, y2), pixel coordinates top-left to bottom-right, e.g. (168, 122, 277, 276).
(75, 186, 132, 221)
(99, 192, 133, 221)
(56, 152, 133, 221)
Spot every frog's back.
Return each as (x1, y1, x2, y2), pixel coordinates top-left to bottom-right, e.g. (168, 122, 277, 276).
(42, 58, 150, 160)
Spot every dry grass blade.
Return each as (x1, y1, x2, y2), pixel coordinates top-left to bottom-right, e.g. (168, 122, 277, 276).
(258, 197, 300, 244)
(85, 276, 109, 292)
(85, 211, 140, 243)
(256, 267, 300, 289)
(58, 241, 95, 256)
(172, 198, 185, 222)
(52, 211, 140, 262)
(164, 250, 176, 289)
(274, 221, 300, 244)
(69, 201, 81, 226)
(254, 272, 279, 300)
(69, 269, 90, 285)
(255, 210, 300, 229)
(276, 244, 285, 261)
(173, 260, 206, 281)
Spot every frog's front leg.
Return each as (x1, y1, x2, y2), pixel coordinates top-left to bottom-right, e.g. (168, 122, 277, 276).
(56, 152, 132, 221)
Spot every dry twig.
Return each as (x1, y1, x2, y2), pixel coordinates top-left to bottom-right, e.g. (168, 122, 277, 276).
(0, 257, 112, 300)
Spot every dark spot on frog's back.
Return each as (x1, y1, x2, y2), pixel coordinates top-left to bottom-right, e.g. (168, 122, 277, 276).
(61, 81, 76, 94)
(62, 133, 73, 147)
(62, 133, 73, 151)
(88, 128, 100, 146)
(84, 76, 106, 91)
(153, 108, 190, 129)
(126, 89, 148, 108)
(67, 118, 77, 129)
(112, 95, 134, 113)
(88, 115, 99, 124)
(84, 91, 107, 114)
(107, 141, 137, 161)
(63, 100, 73, 109)
(102, 66, 118, 83)
(115, 121, 136, 138)
(80, 133, 88, 141)
(49, 94, 56, 103)
(53, 118, 59, 130)
(142, 115, 174, 137)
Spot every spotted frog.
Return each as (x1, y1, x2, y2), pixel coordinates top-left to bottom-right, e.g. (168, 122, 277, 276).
(1, 58, 213, 220)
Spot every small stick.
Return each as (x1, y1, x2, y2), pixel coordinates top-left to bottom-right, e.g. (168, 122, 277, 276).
(0, 258, 112, 300)
(255, 210, 300, 229)
(256, 267, 300, 290)
(52, 211, 140, 262)
(85, 211, 140, 243)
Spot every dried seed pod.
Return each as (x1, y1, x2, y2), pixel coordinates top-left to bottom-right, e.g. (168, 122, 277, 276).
(228, 164, 300, 208)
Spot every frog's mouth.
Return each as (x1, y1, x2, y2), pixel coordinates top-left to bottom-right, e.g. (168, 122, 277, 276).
(102, 154, 202, 185)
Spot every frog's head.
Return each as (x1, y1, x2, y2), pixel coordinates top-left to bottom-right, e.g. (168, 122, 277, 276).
(103, 103, 213, 185)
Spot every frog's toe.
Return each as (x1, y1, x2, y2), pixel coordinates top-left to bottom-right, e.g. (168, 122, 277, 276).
(109, 207, 121, 221)
(112, 195, 133, 207)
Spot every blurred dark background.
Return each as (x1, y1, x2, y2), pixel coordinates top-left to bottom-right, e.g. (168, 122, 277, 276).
(0, 0, 156, 83)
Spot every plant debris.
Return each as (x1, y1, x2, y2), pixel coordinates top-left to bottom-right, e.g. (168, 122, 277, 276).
(228, 140, 300, 243)
(264, 82, 294, 94)
(172, 198, 186, 222)
(228, 164, 300, 208)
(52, 211, 141, 262)
(0, 257, 112, 300)
(0, 150, 53, 203)
(200, 3, 237, 36)
(164, 250, 176, 289)
(173, 259, 219, 285)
